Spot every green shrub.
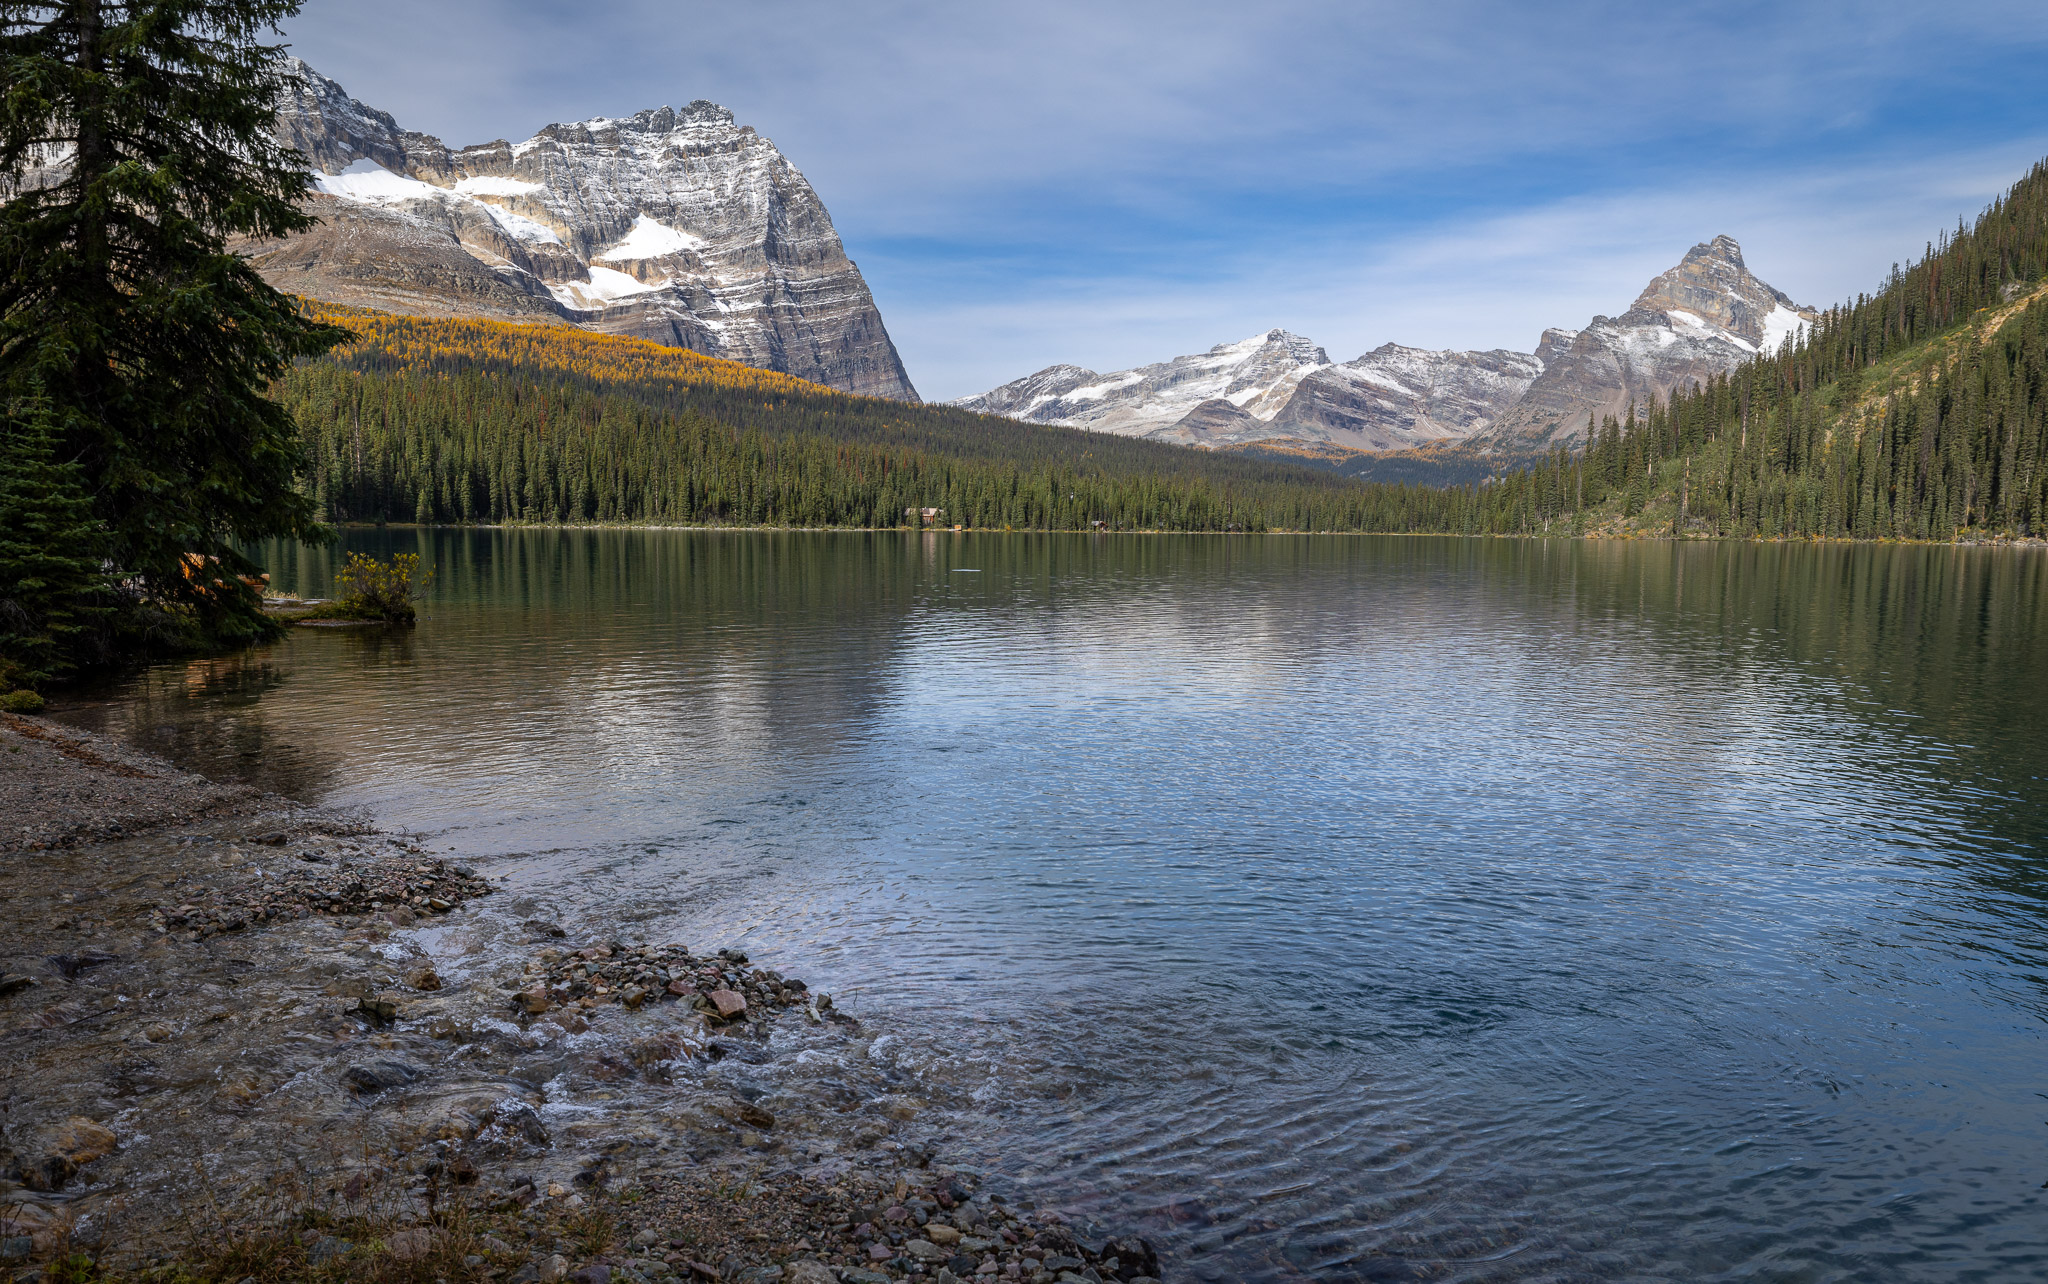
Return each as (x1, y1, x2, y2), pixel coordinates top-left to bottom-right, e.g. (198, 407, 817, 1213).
(317, 552, 431, 623)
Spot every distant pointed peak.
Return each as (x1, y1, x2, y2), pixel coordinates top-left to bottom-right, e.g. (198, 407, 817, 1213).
(1222, 328, 1328, 366)
(1682, 235, 1746, 270)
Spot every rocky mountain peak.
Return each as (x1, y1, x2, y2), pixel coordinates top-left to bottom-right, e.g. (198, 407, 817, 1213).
(1242, 328, 1331, 365)
(1624, 235, 1812, 349)
(1468, 238, 1818, 450)
(1683, 234, 1747, 270)
(252, 59, 916, 400)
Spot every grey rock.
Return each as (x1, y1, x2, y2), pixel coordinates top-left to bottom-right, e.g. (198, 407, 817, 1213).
(341, 1060, 420, 1094)
(904, 1237, 950, 1262)
(308, 1235, 352, 1264)
(1, 1236, 32, 1262)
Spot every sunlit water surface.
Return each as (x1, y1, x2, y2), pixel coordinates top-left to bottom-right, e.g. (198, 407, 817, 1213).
(56, 531, 2048, 1282)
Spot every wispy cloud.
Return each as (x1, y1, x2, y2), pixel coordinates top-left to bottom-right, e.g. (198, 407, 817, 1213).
(279, 0, 2048, 399)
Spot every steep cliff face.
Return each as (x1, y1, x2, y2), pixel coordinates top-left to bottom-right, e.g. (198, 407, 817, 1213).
(246, 59, 917, 400)
(1472, 237, 1813, 449)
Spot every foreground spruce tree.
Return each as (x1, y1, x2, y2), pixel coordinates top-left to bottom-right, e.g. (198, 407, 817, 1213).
(0, 0, 344, 663)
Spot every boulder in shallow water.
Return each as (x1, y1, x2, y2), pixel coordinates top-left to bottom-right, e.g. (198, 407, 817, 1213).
(709, 988, 747, 1018)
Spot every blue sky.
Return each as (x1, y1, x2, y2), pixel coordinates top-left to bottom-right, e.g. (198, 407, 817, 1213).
(281, 0, 2048, 401)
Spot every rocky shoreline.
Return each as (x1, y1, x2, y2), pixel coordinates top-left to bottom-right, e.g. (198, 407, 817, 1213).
(0, 715, 1165, 1284)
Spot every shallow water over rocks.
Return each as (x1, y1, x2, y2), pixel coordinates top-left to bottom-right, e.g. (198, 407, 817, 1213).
(48, 530, 2048, 1281)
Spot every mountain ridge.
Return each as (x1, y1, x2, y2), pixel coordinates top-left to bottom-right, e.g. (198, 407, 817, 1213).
(958, 237, 1815, 458)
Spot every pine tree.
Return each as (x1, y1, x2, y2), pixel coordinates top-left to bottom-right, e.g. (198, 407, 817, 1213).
(0, 0, 345, 650)
(0, 385, 111, 686)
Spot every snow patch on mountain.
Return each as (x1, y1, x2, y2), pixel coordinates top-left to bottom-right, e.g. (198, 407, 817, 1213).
(598, 215, 703, 261)
(1760, 303, 1810, 353)
(454, 175, 545, 197)
(549, 266, 661, 309)
(312, 158, 440, 201)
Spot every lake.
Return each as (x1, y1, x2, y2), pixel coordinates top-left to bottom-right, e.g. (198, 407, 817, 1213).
(56, 530, 2048, 1281)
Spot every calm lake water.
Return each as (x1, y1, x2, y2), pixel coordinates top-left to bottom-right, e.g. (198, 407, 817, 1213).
(56, 531, 2048, 1282)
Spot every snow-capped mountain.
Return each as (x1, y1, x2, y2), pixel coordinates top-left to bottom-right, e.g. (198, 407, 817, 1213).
(954, 330, 1331, 437)
(955, 330, 1560, 451)
(1470, 236, 1815, 450)
(1239, 338, 1564, 451)
(959, 236, 1814, 454)
(249, 59, 917, 400)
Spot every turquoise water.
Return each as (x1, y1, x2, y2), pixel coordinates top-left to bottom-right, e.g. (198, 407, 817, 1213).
(60, 531, 2048, 1281)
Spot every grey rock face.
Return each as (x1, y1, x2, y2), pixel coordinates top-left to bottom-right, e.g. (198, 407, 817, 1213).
(248, 58, 916, 400)
(1473, 236, 1815, 448)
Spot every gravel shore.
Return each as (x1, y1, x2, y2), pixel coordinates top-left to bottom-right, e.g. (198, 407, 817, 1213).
(1, 713, 274, 853)
(0, 717, 1164, 1284)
